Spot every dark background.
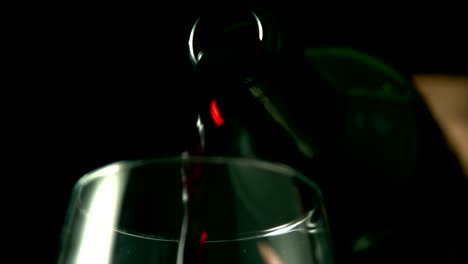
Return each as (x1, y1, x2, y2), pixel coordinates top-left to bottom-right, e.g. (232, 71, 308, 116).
(6, 1, 466, 262)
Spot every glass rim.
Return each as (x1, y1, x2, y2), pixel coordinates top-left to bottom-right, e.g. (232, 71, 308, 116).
(75, 155, 322, 196)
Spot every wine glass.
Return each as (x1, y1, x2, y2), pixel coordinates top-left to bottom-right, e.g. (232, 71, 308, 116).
(58, 156, 334, 263)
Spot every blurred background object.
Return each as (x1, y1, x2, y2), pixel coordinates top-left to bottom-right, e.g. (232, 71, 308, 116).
(414, 75, 468, 177)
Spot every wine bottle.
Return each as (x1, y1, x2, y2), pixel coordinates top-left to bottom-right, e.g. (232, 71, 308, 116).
(183, 1, 467, 263)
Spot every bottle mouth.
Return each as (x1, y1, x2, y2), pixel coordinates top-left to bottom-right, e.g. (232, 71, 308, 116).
(189, 10, 264, 68)
(189, 11, 268, 88)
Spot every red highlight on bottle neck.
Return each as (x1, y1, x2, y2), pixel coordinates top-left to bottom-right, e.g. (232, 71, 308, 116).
(210, 99, 225, 127)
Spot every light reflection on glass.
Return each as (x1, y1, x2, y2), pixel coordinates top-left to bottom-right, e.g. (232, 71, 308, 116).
(251, 11, 263, 41)
(74, 164, 126, 264)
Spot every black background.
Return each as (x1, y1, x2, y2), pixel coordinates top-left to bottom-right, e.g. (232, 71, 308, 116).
(5, 1, 466, 262)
